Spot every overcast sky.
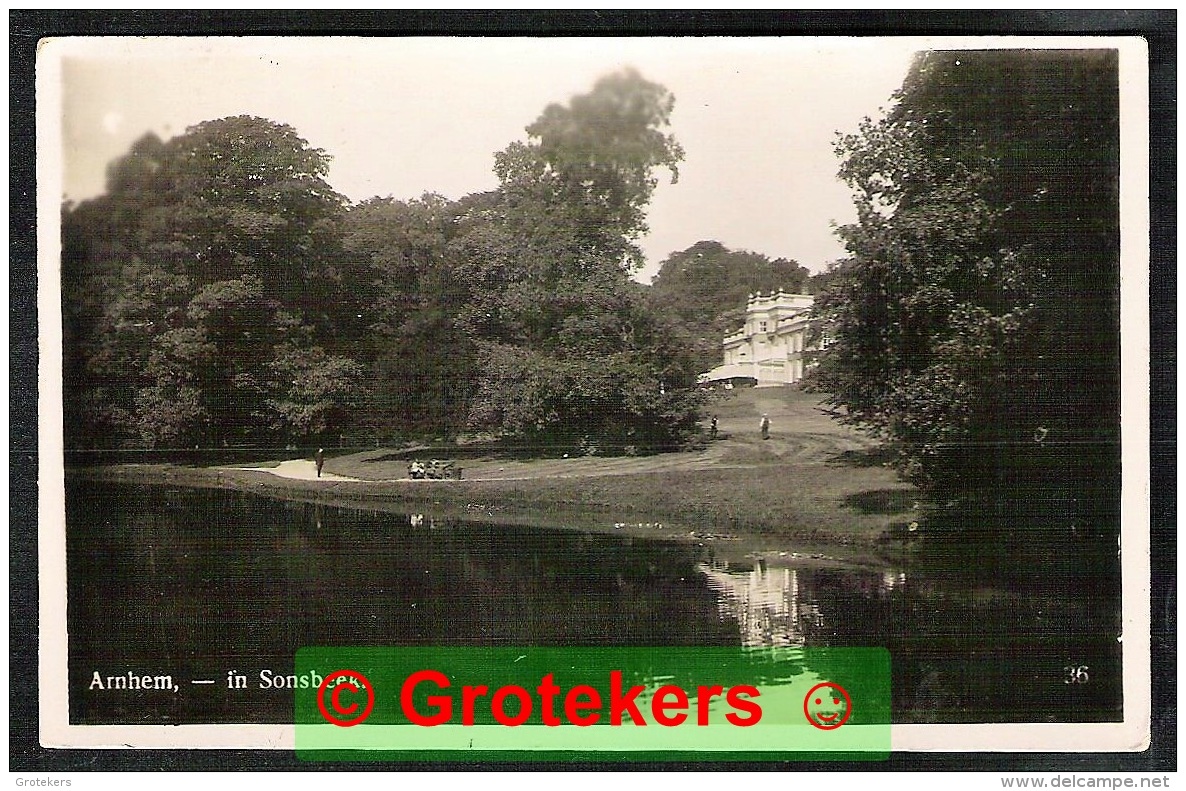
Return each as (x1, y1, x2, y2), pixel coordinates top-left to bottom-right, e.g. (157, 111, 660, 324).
(53, 37, 924, 281)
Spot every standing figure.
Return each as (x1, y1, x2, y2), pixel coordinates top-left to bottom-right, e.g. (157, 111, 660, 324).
(710, 416, 718, 440)
(760, 414, 770, 440)
(315, 447, 325, 478)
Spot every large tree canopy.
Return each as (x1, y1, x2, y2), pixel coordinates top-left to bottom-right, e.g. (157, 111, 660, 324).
(494, 68, 684, 272)
(65, 76, 707, 454)
(814, 50, 1119, 533)
(455, 69, 700, 449)
(63, 116, 360, 448)
(335, 193, 472, 439)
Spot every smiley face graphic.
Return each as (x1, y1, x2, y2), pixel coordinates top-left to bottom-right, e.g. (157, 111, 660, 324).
(803, 682, 852, 730)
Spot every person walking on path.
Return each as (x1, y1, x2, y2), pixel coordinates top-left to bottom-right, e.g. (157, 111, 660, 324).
(710, 416, 718, 440)
(760, 414, 770, 440)
(315, 448, 325, 478)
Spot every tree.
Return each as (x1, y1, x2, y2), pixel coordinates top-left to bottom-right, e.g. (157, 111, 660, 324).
(454, 70, 701, 449)
(494, 68, 684, 272)
(814, 50, 1120, 530)
(333, 193, 475, 440)
(264, 344, 365, 441)
(63, 116, 359, 447)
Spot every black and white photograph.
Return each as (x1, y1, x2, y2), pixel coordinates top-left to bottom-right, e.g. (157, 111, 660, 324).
(26, 29, 1159, 767)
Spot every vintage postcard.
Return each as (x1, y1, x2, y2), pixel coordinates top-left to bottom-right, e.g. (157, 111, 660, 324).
(35, 35, 1151, 758)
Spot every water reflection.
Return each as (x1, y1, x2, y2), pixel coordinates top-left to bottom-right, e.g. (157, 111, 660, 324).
(699, 560, 809, 647)
(698, 559, 912, 648)
(66, 480, 1121, 726)
(67, 481, 736, 724)
(695, 554, 1122, 725)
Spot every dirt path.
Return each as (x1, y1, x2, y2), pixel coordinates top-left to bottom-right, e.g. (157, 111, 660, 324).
(236, 459, 360, 482)
(706, 386, 869, 464)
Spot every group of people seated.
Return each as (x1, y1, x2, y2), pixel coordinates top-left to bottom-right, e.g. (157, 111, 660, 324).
(407, 459, 461, 480)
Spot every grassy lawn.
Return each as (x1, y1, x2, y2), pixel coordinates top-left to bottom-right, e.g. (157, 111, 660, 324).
(326, 385, 916, 537)
(70, 387, 918, 564)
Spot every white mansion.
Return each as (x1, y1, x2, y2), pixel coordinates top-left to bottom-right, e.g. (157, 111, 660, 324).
(700, 290, 821, 387)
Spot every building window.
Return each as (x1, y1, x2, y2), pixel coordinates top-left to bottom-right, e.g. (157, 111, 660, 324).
(760, 321, 768, 333)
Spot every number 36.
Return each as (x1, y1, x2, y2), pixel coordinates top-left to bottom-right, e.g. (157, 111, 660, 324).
(1064, 665, 1090, 684)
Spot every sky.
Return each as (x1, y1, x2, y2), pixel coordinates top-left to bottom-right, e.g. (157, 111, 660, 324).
(51, 36, 923, 282)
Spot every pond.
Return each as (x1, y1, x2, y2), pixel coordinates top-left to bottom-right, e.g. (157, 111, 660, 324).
(66, 480, 1122, 726)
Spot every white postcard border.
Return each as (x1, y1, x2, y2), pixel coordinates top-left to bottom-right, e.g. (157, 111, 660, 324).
(36, 34, 1153, 755)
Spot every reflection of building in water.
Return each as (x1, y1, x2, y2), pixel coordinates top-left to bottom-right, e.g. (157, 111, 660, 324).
(697, 560, 822, 647)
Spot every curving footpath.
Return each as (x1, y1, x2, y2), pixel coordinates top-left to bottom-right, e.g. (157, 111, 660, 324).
(237, 459, 359, 482)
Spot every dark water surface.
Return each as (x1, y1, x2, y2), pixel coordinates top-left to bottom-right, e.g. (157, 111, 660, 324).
(67, 480, 1122, 725)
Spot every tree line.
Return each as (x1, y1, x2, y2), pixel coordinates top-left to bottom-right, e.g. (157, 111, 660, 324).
(64, 72, 713, 452)
(63, 69, 829, 455)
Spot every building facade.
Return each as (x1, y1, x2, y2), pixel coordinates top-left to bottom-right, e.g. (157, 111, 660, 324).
(701, 290, 818, 387)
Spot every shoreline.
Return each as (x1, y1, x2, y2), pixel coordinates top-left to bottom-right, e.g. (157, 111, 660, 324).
(64, 390, 920, 569)
(66, 459, 912, 570)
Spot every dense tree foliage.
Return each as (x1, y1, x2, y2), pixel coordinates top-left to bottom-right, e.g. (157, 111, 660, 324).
(814, 50, 1119, 529)
(647, 240, 813, 370)
(452, 69, 702, 450)
(63, 117, 361, 448)
(494, 68, 684, 273)
(64, 73, 707, 453)
(334, 193, 473, 440)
